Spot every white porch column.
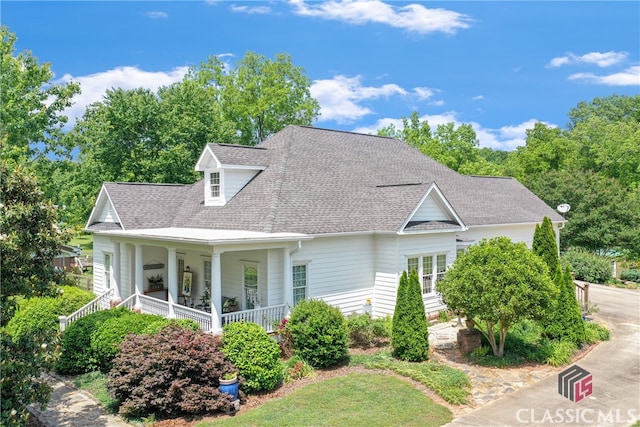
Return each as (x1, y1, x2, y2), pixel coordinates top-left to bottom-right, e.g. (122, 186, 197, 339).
(112, 242, 122, 303)
(283, 247, 293, 310)
(167, 247, 177, 318)
(211, 250, 223, 332)
(134, 244, 144, 309)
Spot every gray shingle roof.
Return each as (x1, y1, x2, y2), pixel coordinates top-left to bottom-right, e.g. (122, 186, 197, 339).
(88, 126, 563, 235)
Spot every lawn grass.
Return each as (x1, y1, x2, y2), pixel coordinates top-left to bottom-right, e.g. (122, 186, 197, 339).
(69, 232, 93, 259)
(72, 371, 119, 413)
(348, 352, 471, 405)
(198, 373, 452, 427)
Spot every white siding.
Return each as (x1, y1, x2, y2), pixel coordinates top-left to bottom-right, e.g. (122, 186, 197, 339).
(293, 235, 375, 316)
(92, 235, 113, 295)
(267, 249, 284, 307)
(373, 234, 400, 317)
(458, 223, 538, 248)
(224, 169, 260, 202)
(221, 250, 268, 310)
(412, 195, 450, 222)
(97, 200, 118, 223)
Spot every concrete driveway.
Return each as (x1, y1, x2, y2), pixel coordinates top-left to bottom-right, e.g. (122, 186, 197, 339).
(444, 284, 640, 427)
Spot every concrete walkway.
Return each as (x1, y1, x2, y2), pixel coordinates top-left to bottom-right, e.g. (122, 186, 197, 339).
(28, 373, 132, 427)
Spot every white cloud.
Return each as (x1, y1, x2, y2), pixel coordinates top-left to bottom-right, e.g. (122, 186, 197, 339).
(144, 11, 168, 19)
(56, 66, 189, 127)
(472, 95, 484, 101)
(568, 65, 640, 86)
(289, 0, 471, 35)
(230, 5, 272, 14)
(311, 75, 406, 123)
(548, 51, 628, 68)
(413, 87, 434, 101)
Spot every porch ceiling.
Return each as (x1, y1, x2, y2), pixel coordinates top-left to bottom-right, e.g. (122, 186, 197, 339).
(94, 227, 312, 245)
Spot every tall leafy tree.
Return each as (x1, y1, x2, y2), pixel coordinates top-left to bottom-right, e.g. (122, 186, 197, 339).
(379, 111, 503, 175)
(0, 162, 69, 425)
(567, 94, 640, 129)
(0, 25, 80, 163)
(196, 52, 320, 145)
(532, 216, 559, 274)
(437, 237, 556, 357)
(527, 170, 640, 257)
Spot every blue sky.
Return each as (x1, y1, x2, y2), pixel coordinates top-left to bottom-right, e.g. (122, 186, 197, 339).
(3, 1, 639, 150)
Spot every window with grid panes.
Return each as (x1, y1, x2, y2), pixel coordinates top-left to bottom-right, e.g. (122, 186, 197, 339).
(210, 172, 220, 198)
(292, 264, 307, 306)
(407, 254, 447, 295)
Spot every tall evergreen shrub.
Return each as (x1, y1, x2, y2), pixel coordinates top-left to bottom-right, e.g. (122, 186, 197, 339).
(532, 216, 559, 275)
(543, 265, 586, 345)
(391, 270, 429, 362)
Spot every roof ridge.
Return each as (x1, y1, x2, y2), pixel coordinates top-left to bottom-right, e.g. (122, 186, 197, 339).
(261, 129, 294, 233)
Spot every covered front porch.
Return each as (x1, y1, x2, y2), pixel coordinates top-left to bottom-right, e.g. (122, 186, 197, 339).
(92, 228, 312, 333)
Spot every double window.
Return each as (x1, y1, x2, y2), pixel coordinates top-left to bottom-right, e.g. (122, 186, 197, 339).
(407, 254, 447, 294)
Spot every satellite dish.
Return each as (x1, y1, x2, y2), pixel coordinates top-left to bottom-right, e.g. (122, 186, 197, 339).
(557, 204, 571, 214)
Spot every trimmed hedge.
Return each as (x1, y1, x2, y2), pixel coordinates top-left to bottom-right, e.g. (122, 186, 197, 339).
(287, 299, 349, 368)
(222, 321, 282, 393)
(620, 269, 640, 283)
(5, 285, 94, 343)
(90, 312, 167, 372)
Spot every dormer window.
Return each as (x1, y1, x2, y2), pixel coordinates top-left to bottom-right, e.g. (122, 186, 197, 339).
(210, 172, 220, 198)
(205, 170, 225, 206)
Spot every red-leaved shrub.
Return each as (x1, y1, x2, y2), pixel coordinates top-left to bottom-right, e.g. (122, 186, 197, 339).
(107, 324, 238, 418)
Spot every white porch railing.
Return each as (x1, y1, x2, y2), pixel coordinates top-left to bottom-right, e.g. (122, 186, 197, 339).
(59, 288, 114, 332)
(221, 304, 288, 333)
(60, 291, 286, 334)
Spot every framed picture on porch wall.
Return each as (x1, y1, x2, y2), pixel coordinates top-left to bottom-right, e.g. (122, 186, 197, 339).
(182, 271, 192, 296)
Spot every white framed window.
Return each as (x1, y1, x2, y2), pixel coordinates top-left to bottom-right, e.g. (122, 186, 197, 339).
(104, 253, 112, 289)
(292, 264, 307, 307)
(209, 172, 220, 198)
(407, 254, 447, 295)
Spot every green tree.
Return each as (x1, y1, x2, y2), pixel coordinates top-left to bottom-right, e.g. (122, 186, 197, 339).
(378, 111, 502, 175)
(543, 265, 586, 345)
(437, 237, 556, 357)
(0, 162, 70, 425)
(391, 270, 429, 362)
(567, 94, 640, 129)
(0, 25, 80, 163)
(196, 52, 320, 145)
(532, 216, 559, 274)
(527, 170, 640, 257)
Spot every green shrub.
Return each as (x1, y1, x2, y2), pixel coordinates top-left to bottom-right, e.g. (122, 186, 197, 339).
(620, 269, 640, 283)
(562, 248, 612, 283)
(90, 312, 166, 372)
(282, 355, 315, 383)
(346, 313, 393, 348)
(287, 299, 349, 368)
(543, 340, 576, 367)
(543, 266, 586, 346)
(583, 322, 611, 344)
(56, 307, 131, 375)
(141, 318, 201, 335)
(392, 270, 429, 362)
(108, 324, 236, 419)
(222, 321, 282, 393)
(532, 216, 559, 274)
(5, 285, 94, 343)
